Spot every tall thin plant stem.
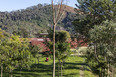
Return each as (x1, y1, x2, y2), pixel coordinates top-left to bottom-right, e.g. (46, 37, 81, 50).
(51, 0, 66, 77)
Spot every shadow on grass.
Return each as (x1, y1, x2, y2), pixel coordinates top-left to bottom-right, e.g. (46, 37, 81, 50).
(13, 63, 53, 77)
(63, 73, 79, 77)
(64, 62, 90, 71)
(12, 56, 90, 77)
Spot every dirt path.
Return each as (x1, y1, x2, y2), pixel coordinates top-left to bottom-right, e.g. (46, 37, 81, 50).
(80, 58, 85, 77)
(80, 66, 84, 77)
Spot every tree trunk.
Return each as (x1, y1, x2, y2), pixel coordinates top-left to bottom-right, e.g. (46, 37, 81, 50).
(51, 0, 65, 77)
(101, 68, 103, 77)
(53, 23, 56, 77)
(107, 63, 110, 77)
(112, 66, 114, 77)
(1, 64, 3, 77)
(58, 63, 60, 77)
(20, 68, 22, 75)
(61, 62, 62, 77)
(9, 69, 13, 77)
(52, 0, 56, 77)
(104, 68, 105, 77)
(38, 57, 39, 64)
(99, 68, 101, 77)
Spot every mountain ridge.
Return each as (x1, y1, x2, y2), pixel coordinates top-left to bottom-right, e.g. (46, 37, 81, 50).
(0, 4, 77, 37)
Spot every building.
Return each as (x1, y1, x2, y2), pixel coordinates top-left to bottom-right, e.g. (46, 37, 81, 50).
(29, 38, 87, 52)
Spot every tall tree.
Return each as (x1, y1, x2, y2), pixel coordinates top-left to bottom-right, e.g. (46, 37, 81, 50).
(73, 0, 116, 40)
(48, 30, 71, 77)
(86, 21, 116, 76)
(73, 0, 116, 76)
(51, 0, 66, 77)
(4, 35, 35, 77)
(0, 29, 9, 77)
(0, 35, 37, 77)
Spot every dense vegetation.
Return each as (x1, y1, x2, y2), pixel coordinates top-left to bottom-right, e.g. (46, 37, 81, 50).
(0, 4, 76, 38)
(0, 0, 116, 77)
(47, 30, 71, 77)
(0, 29, 42, 77)
(73, 0, 116, 76)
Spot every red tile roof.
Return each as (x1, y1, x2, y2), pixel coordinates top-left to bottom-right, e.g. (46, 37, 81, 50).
(29, 38, 50, 52)
(29, 38, 87, 51)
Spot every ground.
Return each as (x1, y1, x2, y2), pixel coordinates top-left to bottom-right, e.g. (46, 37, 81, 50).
(4, 56, 96, 77)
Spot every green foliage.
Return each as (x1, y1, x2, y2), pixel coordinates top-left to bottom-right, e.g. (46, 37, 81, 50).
(48, 30, 71, 42)
(29, 45, 42, 58)
(86, 21, 116, 76)
(0, 4, 75, 37)
(48, 30, 71, 59)
(0, 30, 10, 68)
(0, 33, 42, 76)
(3, 36, 35, 73)
(48, 42, 71, 61)
(73, 0, 116, 38)
(73, 1, 116, 75)
(55, 42, 71, 61)
(89, 21, 116, 43)
(48, 30, 70, 56)
(47, 30, 71, 76)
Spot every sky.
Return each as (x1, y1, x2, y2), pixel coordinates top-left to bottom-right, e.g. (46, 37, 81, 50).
(0, 0, 78, 12)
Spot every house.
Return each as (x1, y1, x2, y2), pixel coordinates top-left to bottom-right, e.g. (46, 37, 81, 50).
(29, 38, 50, 52)
(29, 38, 87, 52)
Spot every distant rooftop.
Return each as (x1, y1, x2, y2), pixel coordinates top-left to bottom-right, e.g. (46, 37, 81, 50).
(40, 33, 48, 35)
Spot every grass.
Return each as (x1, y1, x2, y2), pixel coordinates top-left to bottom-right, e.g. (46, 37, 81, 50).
(2, 56, 96, 77)
(71, 47, 87, 55)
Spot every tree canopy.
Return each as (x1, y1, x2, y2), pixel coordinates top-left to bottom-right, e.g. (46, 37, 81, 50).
(73, 0, 116, 76)
(73, 0, 116, 38)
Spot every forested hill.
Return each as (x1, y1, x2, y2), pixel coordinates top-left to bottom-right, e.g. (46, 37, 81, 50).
(0, 4, 76, 38)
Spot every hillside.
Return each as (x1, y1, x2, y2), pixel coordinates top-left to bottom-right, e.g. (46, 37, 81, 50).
(0, 4, 76, 37)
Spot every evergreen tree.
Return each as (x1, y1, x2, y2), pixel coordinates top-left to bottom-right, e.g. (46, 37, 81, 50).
(73, 0, 116, 39)
(48, 30, 71, 77)
(86, 21, 116, 76)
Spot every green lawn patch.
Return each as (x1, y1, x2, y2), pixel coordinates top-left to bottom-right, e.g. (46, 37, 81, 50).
(2, 56, 96, 77)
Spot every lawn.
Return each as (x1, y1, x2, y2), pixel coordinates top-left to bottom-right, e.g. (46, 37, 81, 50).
(2, 56, 96, 77)
(71, 47, 87, 55)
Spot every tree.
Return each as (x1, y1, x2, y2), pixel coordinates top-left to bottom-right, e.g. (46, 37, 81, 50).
(51, 0, 66, 77)
(29, 44, 42, 64)
(0, 29, 10, 77)
(73, 0, 116, 40)
(56, 42, 71, 77)
(0, 35, 36, 77)
(48, 30, 71, 77)
(0, 39, 10, 77)
(4, 35, 35, 77)
(86, 21, 116, 77)
(73, 0, 116, 76)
